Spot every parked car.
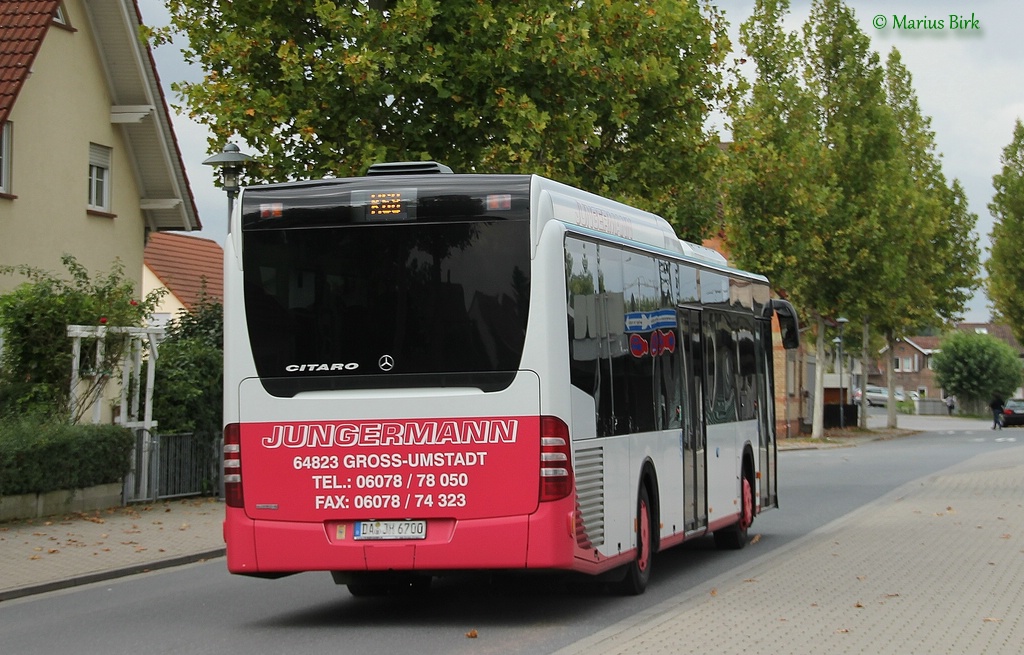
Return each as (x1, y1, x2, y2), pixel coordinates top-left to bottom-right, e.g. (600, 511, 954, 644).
(853, 385, 906, 406)
(1002, 398, 1024, 427)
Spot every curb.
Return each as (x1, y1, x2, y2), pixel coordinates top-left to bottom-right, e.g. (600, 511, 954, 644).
(0, 548, 225, 603)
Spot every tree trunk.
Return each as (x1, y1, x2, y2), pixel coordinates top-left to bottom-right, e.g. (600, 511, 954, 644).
(860, 317, 870, 429)
(812, 315, 826, 439)
(886, 330, 899, 429)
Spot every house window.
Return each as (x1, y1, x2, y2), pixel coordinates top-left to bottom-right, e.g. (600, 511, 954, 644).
(0, 121, 11, 194)
(903, 356, 912, 372)
(88, 143, 111, 211)
(893, 357, 901, 372)
(53, 4, 68, 25)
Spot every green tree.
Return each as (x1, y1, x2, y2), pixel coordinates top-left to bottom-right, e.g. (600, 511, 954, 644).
(933, 179, 981, 321)
(987, 119, 1024, 342)
(727, 0, 902, 438)
(931, 331, 1022, 412)
(874, 48, 980, 427)
(725, 0, 833, 292)
(0, 256, 164, 422)
(151, 291, 223, 437)
(151, 0, 732, 240)
(148, 292, 223, 495)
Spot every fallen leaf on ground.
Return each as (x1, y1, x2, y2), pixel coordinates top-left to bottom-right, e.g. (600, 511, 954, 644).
(465, 629, 478, 638)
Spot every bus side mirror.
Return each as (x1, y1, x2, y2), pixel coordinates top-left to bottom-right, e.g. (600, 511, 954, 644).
(770, 299, 801, 350)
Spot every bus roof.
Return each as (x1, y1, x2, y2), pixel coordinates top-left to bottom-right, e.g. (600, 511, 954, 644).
(529, 175, 731, 269)
(238, 168, 741, 274)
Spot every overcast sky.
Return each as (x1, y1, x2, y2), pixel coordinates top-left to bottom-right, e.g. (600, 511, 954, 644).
(139, 0, 1024, 323)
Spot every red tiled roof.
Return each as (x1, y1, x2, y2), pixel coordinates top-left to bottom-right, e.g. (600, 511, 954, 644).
(904, 336, 942, 353)
(0, 1, 60, 124)
(144, 232, 224, 310)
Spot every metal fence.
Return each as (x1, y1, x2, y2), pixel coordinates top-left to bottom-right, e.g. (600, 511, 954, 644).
(124, 429, 219, 502)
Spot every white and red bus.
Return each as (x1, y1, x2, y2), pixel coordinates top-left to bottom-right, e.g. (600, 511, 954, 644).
(222, 162, 800, 595)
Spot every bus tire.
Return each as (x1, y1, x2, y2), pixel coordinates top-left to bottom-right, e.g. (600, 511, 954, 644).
(614, 484, 653, 595)
(714, 470, 752, 550)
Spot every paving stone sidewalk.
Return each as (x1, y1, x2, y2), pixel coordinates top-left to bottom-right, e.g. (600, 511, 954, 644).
(555, 441, 1024, 655)
(0, 496, 225, 601)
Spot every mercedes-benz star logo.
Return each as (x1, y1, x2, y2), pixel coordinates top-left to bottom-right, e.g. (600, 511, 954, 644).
(378, 355, 395, 372)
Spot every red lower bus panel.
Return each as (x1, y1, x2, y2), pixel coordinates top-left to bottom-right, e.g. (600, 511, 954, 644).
(223, 508, 259, 574)
(231, 515, 529, 574)
(525, 501, 577, 569)
(225, 500, 581, 574)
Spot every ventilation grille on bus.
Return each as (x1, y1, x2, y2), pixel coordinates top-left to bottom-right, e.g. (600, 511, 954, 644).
(574, 446, 605, 548)
(365, 161, 454, 176)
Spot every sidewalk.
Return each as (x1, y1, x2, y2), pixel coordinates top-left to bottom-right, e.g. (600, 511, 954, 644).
(557, 414, 1024, 655)
(2, 415, 1022, 655)
(0, 496, 225, 601)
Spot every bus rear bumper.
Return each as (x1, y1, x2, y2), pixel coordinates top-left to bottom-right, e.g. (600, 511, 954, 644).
(224, 502, 577, 575)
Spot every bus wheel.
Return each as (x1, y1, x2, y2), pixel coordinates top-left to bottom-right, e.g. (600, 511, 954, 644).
(714, 474, 752, 550)
(614, 485, 652, 595)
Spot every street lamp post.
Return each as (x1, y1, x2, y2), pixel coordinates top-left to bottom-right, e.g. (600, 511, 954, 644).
(836, 316, 849, 428)
(202, 143, 253, 230)
(202, 143, 251, 500)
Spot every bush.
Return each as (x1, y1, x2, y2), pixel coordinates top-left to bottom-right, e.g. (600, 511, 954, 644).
(146, 292, 224, 496)
(932, 331, 1023, 407)
(0, 420, 134, 496)
(0, 255, 165, 421)
(150, 292, 222, 438)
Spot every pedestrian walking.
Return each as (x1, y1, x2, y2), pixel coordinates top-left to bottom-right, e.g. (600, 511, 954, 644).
(989, 394, 1005, 430)
(945, 395, 956, 416)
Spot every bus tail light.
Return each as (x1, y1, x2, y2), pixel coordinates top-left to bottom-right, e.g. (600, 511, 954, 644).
(540, 416, 573, 502)
(224, 423, 243, 508)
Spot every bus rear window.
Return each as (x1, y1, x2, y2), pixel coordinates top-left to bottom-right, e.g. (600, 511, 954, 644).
(242, 219, 531, 395)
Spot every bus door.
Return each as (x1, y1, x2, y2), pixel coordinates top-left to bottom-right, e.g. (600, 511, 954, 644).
(756, 318, 778, 509)
(677, 307, 707, 532)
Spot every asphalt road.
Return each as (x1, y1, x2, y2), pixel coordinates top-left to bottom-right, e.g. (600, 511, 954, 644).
(0, 429, 1017, 655)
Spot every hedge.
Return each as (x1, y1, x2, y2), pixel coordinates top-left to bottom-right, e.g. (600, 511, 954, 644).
(0, 421, 134, 496)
